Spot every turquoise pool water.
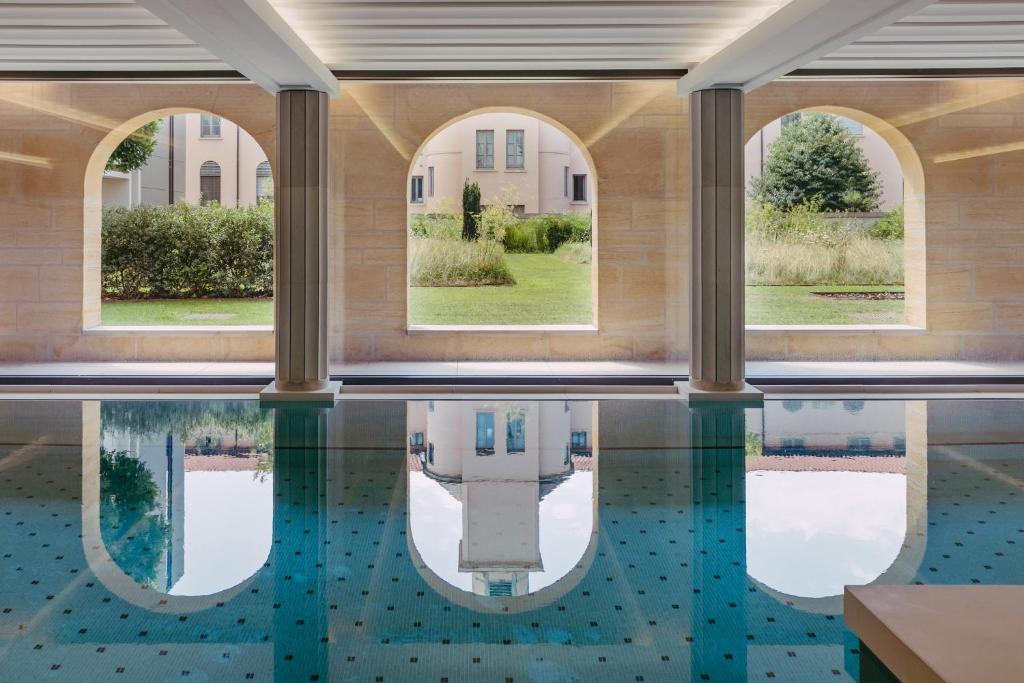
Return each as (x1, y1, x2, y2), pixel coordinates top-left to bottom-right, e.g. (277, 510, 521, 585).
(0, 397, 1021, 682)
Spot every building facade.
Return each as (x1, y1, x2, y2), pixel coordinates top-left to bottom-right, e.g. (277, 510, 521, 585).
(102, 113, 270, 209)
(408, 112, 592, 216)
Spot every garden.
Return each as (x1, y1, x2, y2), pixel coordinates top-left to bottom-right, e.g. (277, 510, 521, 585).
(408, 182, 593, 326)
(744, 112, 905, 325)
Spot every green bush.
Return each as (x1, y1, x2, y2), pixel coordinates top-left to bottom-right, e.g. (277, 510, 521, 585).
(102, 201, 273, 299)
(410, 205, 462, 241)
(868, 205, 904, 240)
(504, 219, 549, 253)
(502, 212, 592, 253)
(462, 180, 481, 241)
(410, 238, 515, 287)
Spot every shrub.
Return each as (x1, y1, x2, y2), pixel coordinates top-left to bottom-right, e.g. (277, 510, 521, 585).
(410, 238, 515, 287)
(868, 205, 904, 240)
(410, 201, 462, 240)
(462, 180, 481, 241)
(102, 201, 273, 299)
(504, 219, 548, 253)
(554, 241, 592, 264)
(750, 112, 882, 212)
(479, 202, 516, 244)
(502, 212, 592, 253)
(746, 233, 903, 285)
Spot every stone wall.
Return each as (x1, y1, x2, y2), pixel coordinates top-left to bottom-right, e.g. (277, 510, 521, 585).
(0, 79, 1022, 362)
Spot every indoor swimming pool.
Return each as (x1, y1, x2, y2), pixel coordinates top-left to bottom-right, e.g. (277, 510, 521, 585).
(0, 396, 1021, 682)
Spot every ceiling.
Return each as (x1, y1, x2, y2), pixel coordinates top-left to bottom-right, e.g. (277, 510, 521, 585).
(1, 0, 1023, 76)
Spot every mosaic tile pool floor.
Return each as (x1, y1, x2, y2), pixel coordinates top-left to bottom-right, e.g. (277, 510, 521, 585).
(0, 397, 1021, 682)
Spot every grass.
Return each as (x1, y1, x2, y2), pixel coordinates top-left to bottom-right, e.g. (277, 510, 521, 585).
(409, 253, 592, 325)
(102, 298, 273, 326)
(746, 285, 905, 325)
(746, 234, 903, 286)
(410, 237, 514, 287)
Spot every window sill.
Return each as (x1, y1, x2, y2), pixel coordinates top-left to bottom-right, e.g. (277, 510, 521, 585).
(746, 324, 924, 333)
(199, 136, 222, 140)
(474, 168, 497, 172)
(504, 168, 527, 173)
(408, 324, 598, 335)
(85, 325, 273, 335)
(570, 201, 588, 205)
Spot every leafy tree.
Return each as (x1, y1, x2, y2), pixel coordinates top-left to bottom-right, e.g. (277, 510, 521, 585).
(750, 113, 881, 212)
(106, 120, 161, 173)
(462, 179, 481, 241)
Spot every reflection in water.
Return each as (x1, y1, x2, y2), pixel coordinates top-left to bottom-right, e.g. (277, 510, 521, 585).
(746, 400, 909, 599)
(408, 400, 594, 597)
(99, 401, 274, 595)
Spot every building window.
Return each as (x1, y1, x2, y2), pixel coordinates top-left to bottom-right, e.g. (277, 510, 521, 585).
(409, 432, 424, 447)
(410, 175, 424, 203)
(781, 112, 801, 128)
(563, 166, 570, 197)
(428, 442, 434, 465)
(847, 436, 872, 451)
(200, 113, 221, 138)
(199, 161, 221, 205)
(506, 411, 525, 453)
(780, 437, 805, 451)
(571, 431, 587, 449)
(475, 412, 495, 455)
(476, 130, 494, 169)
(505, 129, 524, 169)
(255, 160, 272, 201)
(427, 166, 434, 197)
(572, 174, 587, 202)
(488, 581, 513, 597)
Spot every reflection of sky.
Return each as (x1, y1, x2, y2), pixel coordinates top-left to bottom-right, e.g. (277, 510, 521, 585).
(409, 471, 593, 594)
(169, 471, 273, 596)
(746, 471, 906, 598)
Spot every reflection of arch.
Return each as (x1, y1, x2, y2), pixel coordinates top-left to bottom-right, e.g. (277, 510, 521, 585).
(407, 403, 600, 614)
(747, 401, 928, 615)
(82, 106, 274, 329)
(80, 402, 270, 613)
(745, 105, 927, 328)
(405, 106, 600, 327)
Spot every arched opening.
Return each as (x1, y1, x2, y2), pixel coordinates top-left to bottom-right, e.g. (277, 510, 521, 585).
(86, 110, 274, 328)
(406, 399, 598, 611)
(87, 400, 274, 602)
(744, 108, 926, 328)
(406, 110, 597, 328)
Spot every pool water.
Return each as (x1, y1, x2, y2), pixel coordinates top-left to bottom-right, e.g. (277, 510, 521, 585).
(0, 397, 1021, 682)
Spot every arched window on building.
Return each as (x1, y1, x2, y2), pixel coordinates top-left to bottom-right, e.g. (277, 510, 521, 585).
(256, 161, 273, 202)
(199, 161, 221, 205)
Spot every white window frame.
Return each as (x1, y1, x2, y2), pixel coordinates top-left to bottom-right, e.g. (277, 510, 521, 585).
(200, 113, 221, 139)
(505, 129, 524, 170)
(427, 166, 434, 197)
(475, 130, 494, 169)
(410, 175, 424, 204)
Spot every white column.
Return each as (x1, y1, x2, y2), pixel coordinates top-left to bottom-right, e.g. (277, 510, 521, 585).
(262, 89, 338, 401)
(686, 88, 759, 400)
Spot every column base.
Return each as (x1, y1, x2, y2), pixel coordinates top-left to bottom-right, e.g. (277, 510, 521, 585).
(260, 380, 342, 404)
(675, 380, 763, 404)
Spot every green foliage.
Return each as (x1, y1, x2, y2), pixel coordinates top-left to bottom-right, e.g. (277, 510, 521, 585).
(479, 202, 516, 244)
(745, 432, 763, 458)
(868, 205, 905, 240)
(102, 201, 273, 299)
(503, 220, 549, 253)
(410, 237, 515, 287)
(462, 180, 481, 241)
(106, 120, 161, 173)
(101, 400, 272, 444)
(502, 212, 592, 253)
(409, 199, 462, 240)
(99, 448, 170, 588)
(750, 113, 882, 212)
(553, 241, 592, 264)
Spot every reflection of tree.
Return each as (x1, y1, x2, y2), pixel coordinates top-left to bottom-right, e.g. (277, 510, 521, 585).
(101, 400, 273, 451)
(99, 448, 171, 588)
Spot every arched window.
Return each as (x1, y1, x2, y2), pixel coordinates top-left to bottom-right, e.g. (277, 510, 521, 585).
(256, 160, 272, 201)
(199, 161, 221, 205)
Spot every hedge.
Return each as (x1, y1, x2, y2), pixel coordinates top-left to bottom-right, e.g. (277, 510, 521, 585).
(102, 202, 273, 299)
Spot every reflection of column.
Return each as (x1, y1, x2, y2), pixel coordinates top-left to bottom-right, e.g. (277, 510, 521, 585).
(689, 404, 748, 680)
(165, 432, 185, 591)
(272, 407, 329, 682)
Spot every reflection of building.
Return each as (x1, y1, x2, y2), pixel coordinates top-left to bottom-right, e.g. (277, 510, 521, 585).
(744, 114, 904, 211)
(761, 399, 906, 456)
(102, 113, 270, 208)
(408, 400, 592, 597)
(408, 112, 592, 216)
(101, 431, 185, 592)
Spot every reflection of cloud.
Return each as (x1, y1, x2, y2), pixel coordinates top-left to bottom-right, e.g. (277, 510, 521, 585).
(0, 150, 52, 169)
(747, 470, 906, 598)
(934, 139, 1024, 164)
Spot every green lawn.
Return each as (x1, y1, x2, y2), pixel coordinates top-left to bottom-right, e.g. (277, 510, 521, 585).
(102, 298, 273, 326)
(746, 285, 905, 325)
(409, 253, 592, 325)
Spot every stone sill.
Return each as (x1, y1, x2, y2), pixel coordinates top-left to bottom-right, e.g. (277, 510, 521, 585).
(746, 324, 925, 334)
(85, 325, 273, 335)
(408, 324, 598, 335)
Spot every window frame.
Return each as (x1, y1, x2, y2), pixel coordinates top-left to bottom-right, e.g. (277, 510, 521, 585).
(199, 160, 221, 205)
(475, 412, 496, 455)
(199, 113, 222, 139)
(475, 129, 495, 170)
(410, 175, 424, 204)
(427, 166, 435, 197)
(563, 166, 570, 198)
(572, 173, 587, 202)
(255, 160, 272, 201)
(505, 129, 525, 170)
(506, 410, 526, 454)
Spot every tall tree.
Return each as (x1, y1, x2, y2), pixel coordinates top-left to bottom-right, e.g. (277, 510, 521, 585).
(106, 120, 161, 173)
(462, 179, 481, 241)
(750, 113, 882, 212)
